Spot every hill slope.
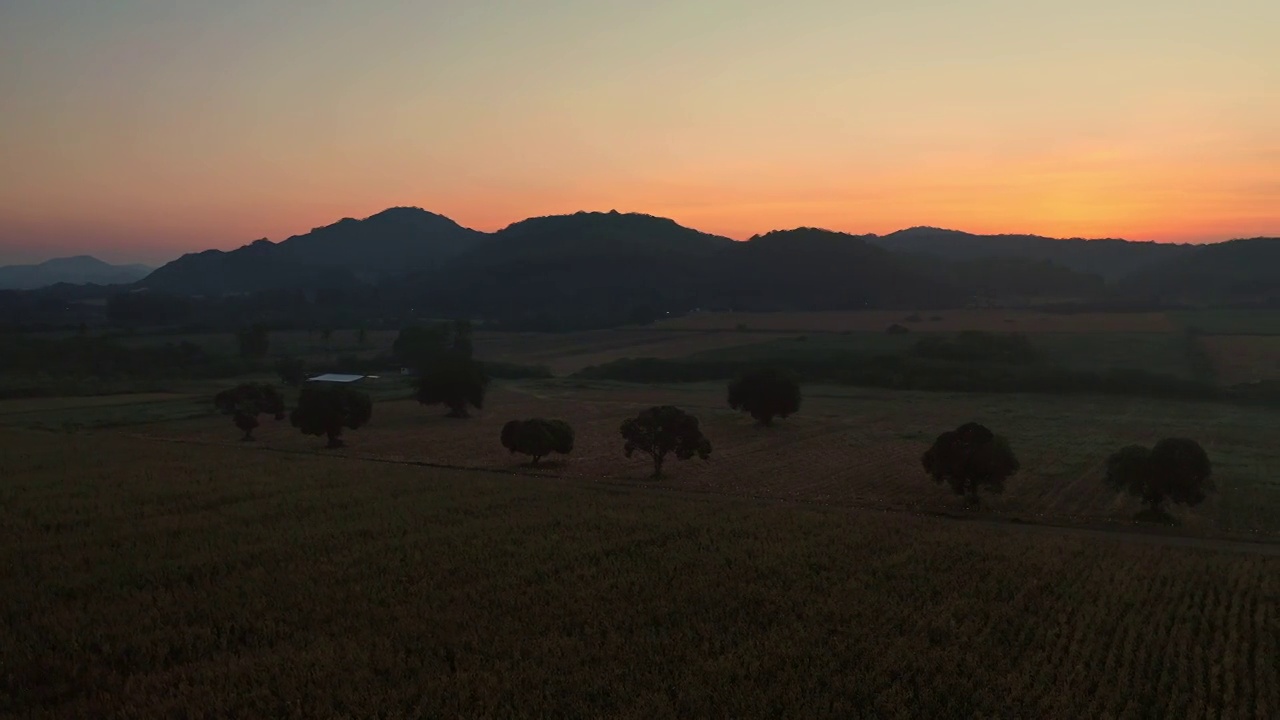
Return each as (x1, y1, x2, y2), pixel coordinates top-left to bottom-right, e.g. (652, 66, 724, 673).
(0, 256, 152, 290)
(1118, 237, 1280, 305)
(394, 211, 734, 325)
(868, 227, 1196, 281)
(138, 207, 481, 295)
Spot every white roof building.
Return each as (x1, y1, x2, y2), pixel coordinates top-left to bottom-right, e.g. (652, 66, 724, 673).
(306, 373, 367, 383)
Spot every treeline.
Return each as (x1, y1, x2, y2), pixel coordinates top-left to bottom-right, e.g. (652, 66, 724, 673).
(0, 321, 551, 399)
(0, 335, 253, 398)
(573, 355, 1222, 401)
(572, 330, 1258, 403)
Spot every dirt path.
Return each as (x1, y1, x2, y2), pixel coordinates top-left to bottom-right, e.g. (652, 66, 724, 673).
(124, 431, 1280, 558)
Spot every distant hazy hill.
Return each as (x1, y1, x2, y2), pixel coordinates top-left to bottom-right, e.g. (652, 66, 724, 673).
(138, 207, 482, 295)
(0, 256, 152, 290)
(1118, 237, 1280, 305)
(867, 227, 1196, 281)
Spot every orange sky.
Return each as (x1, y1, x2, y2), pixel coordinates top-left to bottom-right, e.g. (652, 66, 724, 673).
(1, 0, 1276, 264)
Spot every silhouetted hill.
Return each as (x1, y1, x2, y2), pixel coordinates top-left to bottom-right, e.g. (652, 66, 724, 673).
(868, 227, 1196, 281)
(106, 206, 1279, 330)
(1118, 237, 1280, 306)
(397, 211, 734, 325)
(139, 207, 480, 295)
(0, 256, 152, 290)
(711, 228, 960, 310)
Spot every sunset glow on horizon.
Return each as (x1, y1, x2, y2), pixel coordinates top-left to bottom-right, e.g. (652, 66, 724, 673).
(2, 0, 1277, 264)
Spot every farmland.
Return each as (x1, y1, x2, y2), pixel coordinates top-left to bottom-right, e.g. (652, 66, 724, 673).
(4, 308, 1280, 716)
(3, 429, 1278, 718)
(112, 380, 1280, 539)
(1203, 335, 1280, 385)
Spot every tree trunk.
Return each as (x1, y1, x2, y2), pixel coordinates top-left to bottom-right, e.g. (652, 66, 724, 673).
(326, 432, 343, 449)
(241, 430, 254, 442)
(447, 404, 469, 418)
(652, 453, 664, 479)
(531, 455, 540, 466)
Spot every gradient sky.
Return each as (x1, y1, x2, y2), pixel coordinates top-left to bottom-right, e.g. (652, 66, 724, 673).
(1, 0, 1277, 265)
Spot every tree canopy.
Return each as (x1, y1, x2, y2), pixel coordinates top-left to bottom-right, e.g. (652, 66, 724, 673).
(236, 324, 270, 359)
(1105, 438, 1213, 517)
(921, 422, 1019, 504)
(214, 383, 285, 441)
(392, 324, 450, 369)
(290, 382, 372, 448)
(501, 418, 574, 465)
(275, 357, 307, 386)
(727, 368, 801, 426)
(416, 352, 489, 418)
(620, 406, 712, 478)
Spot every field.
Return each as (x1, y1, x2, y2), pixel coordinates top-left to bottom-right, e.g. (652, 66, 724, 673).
(1203, 335, 1280, 385)
(90, 380, 1278, 539)
(5, 308, 1280, 716)
(3, 430, 1278, 718)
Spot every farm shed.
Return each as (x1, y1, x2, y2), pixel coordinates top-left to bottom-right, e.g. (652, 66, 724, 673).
(306, 373, 369, 383)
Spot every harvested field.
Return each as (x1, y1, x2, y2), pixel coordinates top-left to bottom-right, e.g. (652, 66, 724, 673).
(1203, 335, 1280, 385)
(652, 310, 1179, 334)
(130, 381, 1280, 538)
(3, 429, 1277, 718)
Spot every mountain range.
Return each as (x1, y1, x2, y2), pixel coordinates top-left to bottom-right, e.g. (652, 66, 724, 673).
(0, 256, 153, 290)
(14, 207, 1277, 330)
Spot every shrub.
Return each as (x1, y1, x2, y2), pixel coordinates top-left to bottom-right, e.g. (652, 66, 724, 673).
(290, 383, 372, 448)
(922, 422, 1020, 505)
(214, 383, 285, 441)
(1105, 438, 1213, 518)
(500, 419, 574, 465)
(727, 368, 801, 426)
(621, 406, 712, 478)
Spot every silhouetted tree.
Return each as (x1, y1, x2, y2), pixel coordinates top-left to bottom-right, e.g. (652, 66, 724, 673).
(214, 383, 285, 441)
(393, 324, 450, 368)
(886, 323, 910, 335)
(275, 357, 307, 386)
(501, 418, 574, 465)
(451, 319, 474, 358)
(290, 382, 372, 448)
(727, 368, 801, 426)
(1105, 438, 1212, 518)
(922, 422, 1019, 504)
(357, 326, 369, 346)
(416, 352, 489, 418)
(236, 324, 269, 359)
(621, 406, 712, 478)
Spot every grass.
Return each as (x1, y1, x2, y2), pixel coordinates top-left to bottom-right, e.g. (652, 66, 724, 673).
(1203, 335, 1280, 385)
(1172, 309, 1280, 335)
(2, 429, 1276, 718)
(1029, 332, 1194, 377)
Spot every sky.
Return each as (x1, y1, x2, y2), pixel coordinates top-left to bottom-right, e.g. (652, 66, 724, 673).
(1, 0, 1277, 265)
